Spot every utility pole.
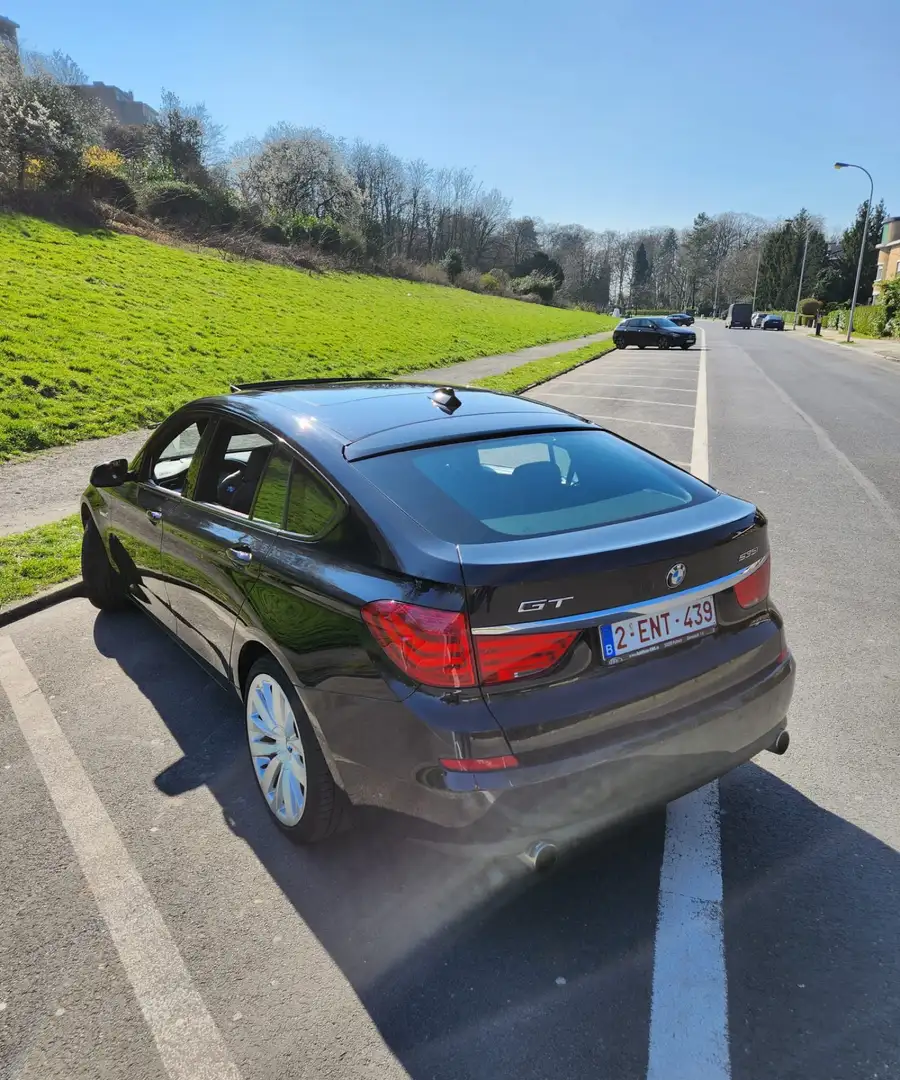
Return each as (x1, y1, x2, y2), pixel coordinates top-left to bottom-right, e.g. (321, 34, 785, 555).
(751, 244, 763, 311)
(792, 224, 810, 330)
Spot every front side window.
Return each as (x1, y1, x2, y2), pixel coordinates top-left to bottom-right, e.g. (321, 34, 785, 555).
(148, 419, 207, 494)
(195, 422, 275, 516)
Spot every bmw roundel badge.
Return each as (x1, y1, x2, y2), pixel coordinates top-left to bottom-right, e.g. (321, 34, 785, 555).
(666, 563, 687, 589)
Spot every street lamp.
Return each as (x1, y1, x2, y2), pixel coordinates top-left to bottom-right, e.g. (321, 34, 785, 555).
(834, 161, 874, 343)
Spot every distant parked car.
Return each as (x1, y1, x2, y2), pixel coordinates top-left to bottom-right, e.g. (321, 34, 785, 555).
(667, 313, 694, 326)
(761, 314, 784, 331)
(613, 317, 696, 350)
(726, 303, 753, 329)
(751, 312, 768, 328)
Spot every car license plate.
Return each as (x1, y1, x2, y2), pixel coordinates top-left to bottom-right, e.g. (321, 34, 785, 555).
(599, 596, 717, 662)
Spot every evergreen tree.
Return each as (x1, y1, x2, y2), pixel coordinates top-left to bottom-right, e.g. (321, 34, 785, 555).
(757, 211, 826, 309)
(631, 241, 652, 306)
(817, 200, 886, 306)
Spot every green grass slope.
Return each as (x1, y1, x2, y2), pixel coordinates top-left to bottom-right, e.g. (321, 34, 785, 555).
(0, 214, 613, 459)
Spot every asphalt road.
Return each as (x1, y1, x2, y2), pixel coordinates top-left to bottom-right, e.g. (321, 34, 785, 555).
(1, 323, 899, 1079)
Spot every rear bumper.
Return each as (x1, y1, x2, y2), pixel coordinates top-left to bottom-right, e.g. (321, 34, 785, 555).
(330, 651, 795, 853)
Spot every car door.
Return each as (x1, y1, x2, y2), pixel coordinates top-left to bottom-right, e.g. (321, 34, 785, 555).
(624, 319, 641, 345)
(632, 318, 653, 345)
(103, 414, 210, 632)
(159, 415, 281, 679)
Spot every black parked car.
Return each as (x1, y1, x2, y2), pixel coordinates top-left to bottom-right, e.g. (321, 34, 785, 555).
(667, 313, 694, 326)
(81, 379, 794, 855)
(761, 314, 784, 331)
(613, 317, 696, 350)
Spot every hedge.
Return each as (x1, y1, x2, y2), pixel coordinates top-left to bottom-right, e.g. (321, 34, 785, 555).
(825, 305, 883, 337)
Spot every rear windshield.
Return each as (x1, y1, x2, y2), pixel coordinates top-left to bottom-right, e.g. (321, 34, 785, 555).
(355, 430, 716, 543)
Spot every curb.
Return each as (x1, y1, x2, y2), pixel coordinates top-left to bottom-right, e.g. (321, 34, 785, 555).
(516, 343, 618, 394)
(480, 342, 619, 396)
(0, 579, 85, 629)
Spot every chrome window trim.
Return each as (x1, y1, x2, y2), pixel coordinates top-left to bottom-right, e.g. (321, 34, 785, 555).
(470, 556, 768, 637)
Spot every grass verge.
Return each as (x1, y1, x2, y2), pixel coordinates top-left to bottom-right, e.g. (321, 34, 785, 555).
(0, 213, 614, 460)
(472, 339, 617, 393)
(0, 339, 619, 609)
(0, 515, 82, 610)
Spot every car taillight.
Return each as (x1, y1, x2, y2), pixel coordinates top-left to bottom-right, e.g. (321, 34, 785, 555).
(440, 755, 519, 772)
(361, 600, 576, 688)
(361, 601, 476, 688)
(734, 557, 771, 609)
(475, 631, 577, 685)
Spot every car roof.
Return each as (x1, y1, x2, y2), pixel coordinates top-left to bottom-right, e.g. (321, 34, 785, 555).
(191, 380, 594, 461)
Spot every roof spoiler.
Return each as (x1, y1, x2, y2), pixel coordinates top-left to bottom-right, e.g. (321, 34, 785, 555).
(229, 377, 380, 393)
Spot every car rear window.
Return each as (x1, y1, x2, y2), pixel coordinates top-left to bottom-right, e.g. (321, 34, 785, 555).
(355, 430, 716, 543)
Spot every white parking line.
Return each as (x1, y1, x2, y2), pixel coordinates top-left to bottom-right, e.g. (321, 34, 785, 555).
(0, 637, 243, 1080)
(552, 381, 697, 394)
(647, 327, 730, 1080)
(565, 375, 699, 385)
(539, 392, 695, 409)
(580, 414, 693, 431)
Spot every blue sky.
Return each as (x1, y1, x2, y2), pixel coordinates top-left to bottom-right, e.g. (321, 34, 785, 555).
(14, 0, 899, 233)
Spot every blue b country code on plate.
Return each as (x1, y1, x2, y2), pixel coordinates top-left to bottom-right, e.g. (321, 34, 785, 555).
(600, 597, 717, 661)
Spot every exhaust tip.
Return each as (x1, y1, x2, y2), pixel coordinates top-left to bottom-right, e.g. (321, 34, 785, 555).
(767, 729, 790, 755)
(519, 841, 559, 873)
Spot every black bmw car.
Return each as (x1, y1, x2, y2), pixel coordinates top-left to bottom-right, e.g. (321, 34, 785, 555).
(81, 379, 794, 855)
(667, 313, 694, 326)
(613, 317, 696, 350)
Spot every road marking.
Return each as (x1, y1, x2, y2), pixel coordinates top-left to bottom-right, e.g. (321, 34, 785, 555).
(744, 351, 900, 542)
(690, 328, 709, 483)
(547, 380, 697, 394)
(578, 414, 693, 431)
(0, 637, 242, 1080)
(647, 328, 730, 1080)
(539, 392, 695, 409)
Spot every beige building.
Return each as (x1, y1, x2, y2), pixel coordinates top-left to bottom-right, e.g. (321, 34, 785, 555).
(874, 216, 900, 297)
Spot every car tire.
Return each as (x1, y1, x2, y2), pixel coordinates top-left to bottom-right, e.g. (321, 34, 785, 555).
(244, 657, 343, 845)
(658, 336, 670, 350)
(614, 339, 626, 349)
(81, 518, 129, 612)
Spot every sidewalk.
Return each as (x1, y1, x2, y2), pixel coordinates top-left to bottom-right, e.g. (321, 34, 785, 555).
(791, 325, 900, 363)
(0, 331, 612, 537)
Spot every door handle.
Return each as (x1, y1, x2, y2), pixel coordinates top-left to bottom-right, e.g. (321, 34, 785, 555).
(147, 510, 163, 524)
(227, 546, 253, 565)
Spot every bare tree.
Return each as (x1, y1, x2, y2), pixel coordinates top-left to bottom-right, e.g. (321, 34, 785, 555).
(237, 128, 359, 221)
(22, 49, 88, 86)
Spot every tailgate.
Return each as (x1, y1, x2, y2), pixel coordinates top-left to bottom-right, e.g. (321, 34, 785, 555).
(460, 495, 774, 758)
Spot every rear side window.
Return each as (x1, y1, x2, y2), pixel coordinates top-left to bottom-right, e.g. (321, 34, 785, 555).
(355, 430, 716, 543)
(285, 464, 340, 537)
(247, 453, 340, 536)
(251, 453, 291, 527)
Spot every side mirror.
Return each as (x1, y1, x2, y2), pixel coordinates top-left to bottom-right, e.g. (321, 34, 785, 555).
(90, 458, 131, 488)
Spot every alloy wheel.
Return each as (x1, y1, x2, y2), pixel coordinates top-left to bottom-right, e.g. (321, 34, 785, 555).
(246, 673, 307, 826)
